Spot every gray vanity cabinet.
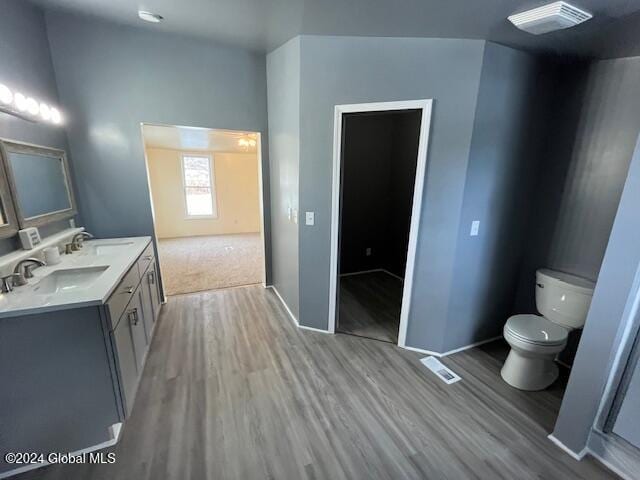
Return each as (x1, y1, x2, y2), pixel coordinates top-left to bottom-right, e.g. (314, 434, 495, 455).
(106, 241, 160, 417)
(111, 308, 140, 416)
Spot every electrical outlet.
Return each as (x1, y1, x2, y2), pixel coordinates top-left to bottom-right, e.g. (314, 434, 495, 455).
(470, 220, 480, 236)
(366, 247, 372, 256)
(305, 211, 315, 226)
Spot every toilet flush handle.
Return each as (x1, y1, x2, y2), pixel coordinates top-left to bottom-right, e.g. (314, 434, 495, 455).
(536, 283, 544, 288)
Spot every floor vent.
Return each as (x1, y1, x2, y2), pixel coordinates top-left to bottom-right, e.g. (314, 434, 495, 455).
(421, 356, 462, 385)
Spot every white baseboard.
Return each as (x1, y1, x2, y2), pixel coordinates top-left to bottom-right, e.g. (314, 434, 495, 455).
(340, 268, 404, 282)
(340, 269, 384, 278)
(267, 286, 299, 327)
(267, 286, 332, 333)
(299, 324, 332, 334)
(0, 423, 122, 479)
(547, 434, 588, 461)
(439, 336, 503, 357)
(401, 336, 502, 358)
(401, 344, 443, 357)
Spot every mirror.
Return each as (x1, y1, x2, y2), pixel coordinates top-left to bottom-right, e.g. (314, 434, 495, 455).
(0, 159, 18, 239)
(0, 140, 77, 228)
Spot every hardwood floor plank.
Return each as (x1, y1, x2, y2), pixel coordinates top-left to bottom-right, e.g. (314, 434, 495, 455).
(17, 286, 617, 480)
(338, 271, 403, 343)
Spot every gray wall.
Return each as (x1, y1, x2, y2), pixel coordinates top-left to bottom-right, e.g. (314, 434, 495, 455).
(443, 43, 551, 351)
(266, 38, 300, 316)
(516, 56, 640, 365)
(0, 0, 76, 255)
(44, 10, 272, 282)
(297, 36, 486, 347)
(551, 57, 640, 453)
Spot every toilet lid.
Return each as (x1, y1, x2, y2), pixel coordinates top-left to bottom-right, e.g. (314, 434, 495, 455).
(505, 314, 568, 345)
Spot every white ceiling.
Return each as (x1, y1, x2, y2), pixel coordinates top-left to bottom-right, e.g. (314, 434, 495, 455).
(34, 0, 640, 57)
(142, 124, 258, 153)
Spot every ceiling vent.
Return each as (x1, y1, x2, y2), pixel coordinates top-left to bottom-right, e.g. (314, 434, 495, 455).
(508, 1, 593, 35)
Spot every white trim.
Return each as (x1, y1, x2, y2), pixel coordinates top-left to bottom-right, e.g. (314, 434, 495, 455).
(547, 434, 588, 461)
(340, 269, 386, 278)
(402, 336, 502, 358)
(298, 324, 332, 334)
(0, 423, 122, 479)
(267, 285, 299, 327)
(382, 269, 404, 282)
(439, 336, 502, 357)
(328, 99, 434, 350)
(402, 345, 443, 357)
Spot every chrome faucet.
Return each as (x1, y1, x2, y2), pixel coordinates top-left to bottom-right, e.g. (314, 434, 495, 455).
(12, 258, 46, 286)
(71, 231, 94, 251)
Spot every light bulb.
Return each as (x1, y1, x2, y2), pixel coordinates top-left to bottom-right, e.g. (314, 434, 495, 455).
(14, 92, 27, 111)
(40, 103, 51, 120)
(50, 107, 62, 124)
(0, 84, 12, 105)
(26, 97, 39, 116)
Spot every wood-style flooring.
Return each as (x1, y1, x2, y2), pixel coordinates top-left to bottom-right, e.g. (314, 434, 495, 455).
(20, 286, 616, 480)
(338, 271, 402, 343)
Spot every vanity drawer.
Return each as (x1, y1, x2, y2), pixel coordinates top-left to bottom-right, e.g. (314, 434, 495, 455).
(136, 242, 155, 276)
(106, 265, 141, 329)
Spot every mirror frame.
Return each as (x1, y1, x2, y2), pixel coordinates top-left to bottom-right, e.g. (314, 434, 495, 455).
(0, 139, 77, 229)
(0, 154, 19, 239)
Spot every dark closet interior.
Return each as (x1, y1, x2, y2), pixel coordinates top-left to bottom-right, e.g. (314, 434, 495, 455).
(337, 109, 422, 343)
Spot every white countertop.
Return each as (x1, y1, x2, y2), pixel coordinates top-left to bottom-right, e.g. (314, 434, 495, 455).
(0, 236, 151, 319)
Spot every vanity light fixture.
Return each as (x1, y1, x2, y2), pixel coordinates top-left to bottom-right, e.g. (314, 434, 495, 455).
(138, 10, 163, 23)
(0, 83, 63, 125)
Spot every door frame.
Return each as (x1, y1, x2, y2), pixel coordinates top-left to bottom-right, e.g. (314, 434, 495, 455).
(327, 99, 433, 348)
(139, 122, 268, 300)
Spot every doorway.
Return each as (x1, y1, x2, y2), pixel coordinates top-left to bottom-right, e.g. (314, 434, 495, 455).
(141, 123, 266, 296)
(328, 100, 433, 345)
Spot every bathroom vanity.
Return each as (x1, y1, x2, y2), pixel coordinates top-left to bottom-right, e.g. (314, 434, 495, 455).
(0, 231, 162, 472)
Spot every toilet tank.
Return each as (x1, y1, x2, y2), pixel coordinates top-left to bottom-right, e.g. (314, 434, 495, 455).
(535, 268, 596, 330)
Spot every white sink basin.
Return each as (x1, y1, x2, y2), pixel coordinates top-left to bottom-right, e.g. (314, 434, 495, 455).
(32, 266, 109, 295)
(84, 241, 134, 256)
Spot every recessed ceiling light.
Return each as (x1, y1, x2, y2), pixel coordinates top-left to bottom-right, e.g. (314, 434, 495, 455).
(138, 10, 163, 23)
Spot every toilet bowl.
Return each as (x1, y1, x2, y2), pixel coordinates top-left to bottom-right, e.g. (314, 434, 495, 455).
(501, 269, 595, 391)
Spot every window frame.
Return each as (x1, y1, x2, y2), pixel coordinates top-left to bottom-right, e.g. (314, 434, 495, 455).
(180, 153, 217, 219)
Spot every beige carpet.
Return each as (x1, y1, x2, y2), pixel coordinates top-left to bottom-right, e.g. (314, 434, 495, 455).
(158, 233, 264, 295)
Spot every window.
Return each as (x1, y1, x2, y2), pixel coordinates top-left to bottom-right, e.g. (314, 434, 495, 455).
(182, 154, 216, 217)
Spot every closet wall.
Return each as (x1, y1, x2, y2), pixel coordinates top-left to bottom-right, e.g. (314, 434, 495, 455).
(339, 110, 421, 278)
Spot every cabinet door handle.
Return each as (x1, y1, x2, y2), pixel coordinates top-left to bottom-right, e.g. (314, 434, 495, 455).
(123, 286, 134, 294)
(147, 271, 155, 284)
(128, 308, 139, 326)
(143, 255, 153, 261)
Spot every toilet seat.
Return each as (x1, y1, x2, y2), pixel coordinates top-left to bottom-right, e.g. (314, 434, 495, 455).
(505, 314, 568, 346)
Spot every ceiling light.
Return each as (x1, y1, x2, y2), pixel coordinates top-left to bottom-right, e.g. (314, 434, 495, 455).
(50, 108, 62, 124)
(508, 1, 592, 35)
(26, 97, 39, 116)
(0, 82, 64, 125)
(138, 10, 163, 23)
(0, 84, 12, 105)
(40, 103, 51, 121)
(14, 93, 27, 111)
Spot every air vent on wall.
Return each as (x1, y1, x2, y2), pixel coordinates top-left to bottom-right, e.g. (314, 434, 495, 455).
(508, 1, 593, 35)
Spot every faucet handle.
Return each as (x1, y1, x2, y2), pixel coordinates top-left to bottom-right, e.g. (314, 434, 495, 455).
(65, 243, 74, 255)
(24, 263, 42, 279)
(1, 273, 19, 293)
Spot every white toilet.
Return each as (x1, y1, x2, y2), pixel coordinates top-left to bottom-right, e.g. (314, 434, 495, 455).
(501, 268, 595, 391)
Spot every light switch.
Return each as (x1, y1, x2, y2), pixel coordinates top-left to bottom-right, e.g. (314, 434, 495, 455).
(305, 211, 315, 226)
(287, 206, 292, 221)
(292, 208, 298, 224)
(470, 220, 480, 236)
